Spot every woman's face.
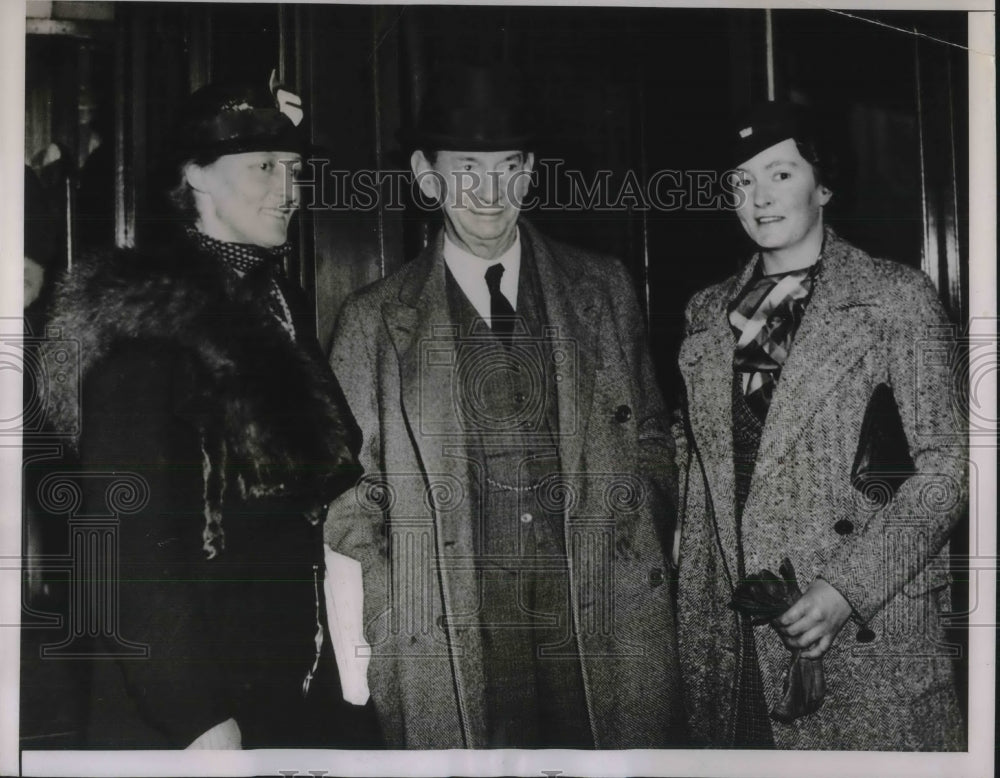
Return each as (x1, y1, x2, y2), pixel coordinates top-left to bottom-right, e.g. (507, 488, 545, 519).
(187, 151, 302, 247)
(730, 138, 831, 259)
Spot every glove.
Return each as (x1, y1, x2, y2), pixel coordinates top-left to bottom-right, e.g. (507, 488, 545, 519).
(730, 558, 826, 722)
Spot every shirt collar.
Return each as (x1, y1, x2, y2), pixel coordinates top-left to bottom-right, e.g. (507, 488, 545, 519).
(442, 229, 521, 321)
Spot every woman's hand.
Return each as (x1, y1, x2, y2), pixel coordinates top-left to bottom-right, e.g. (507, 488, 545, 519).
(773, 578, 852, 659)
(186, 717, 242, 749)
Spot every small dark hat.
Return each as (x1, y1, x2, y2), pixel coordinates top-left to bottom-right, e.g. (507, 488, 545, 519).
(171, 72, 310, 163)
(728, 101, 822, 171)
(402, 65, 533, 153)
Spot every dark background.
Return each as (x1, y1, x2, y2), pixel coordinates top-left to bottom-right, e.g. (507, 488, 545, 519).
(22, 1, 971, 749)
(25, 3, 969, 391)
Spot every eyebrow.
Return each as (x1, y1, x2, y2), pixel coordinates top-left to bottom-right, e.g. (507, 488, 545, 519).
(763, 158, 800, 170)
(454, 153, 523, 163)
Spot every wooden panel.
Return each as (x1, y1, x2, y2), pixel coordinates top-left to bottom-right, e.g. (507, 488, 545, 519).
(305, 4, 404, 354)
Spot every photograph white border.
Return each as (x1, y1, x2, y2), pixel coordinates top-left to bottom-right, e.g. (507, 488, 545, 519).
(2, 2, 994, 776)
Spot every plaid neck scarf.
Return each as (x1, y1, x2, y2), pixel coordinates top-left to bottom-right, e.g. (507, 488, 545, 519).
(727, 261, 820, 420)
(188, 227, 296, 338)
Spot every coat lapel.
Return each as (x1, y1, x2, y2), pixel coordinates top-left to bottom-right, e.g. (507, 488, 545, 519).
(679, 263, 754, 588)
(681, 229, 883, 587)
(747, 229, 881, 494)
(523, 223, 600, 476)
(381, 234, 487, 742)
(384, 237, 463, 444)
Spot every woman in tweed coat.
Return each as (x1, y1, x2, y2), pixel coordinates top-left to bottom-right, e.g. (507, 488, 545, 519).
(674, 103, 966, 750)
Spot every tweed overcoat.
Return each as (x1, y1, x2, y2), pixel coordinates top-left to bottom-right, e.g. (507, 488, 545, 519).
(326, 221, 685, 748)
(675, 227, 967, 750)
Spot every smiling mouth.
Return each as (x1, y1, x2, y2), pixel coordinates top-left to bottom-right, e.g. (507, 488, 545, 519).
(756, 216, 783, 224)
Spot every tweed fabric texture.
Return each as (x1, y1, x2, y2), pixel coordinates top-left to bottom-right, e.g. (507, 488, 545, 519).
(731, 377, 776, 747)
(675, 227, 967, 750)
(325, 220, 685, 748)
(447, 246, 591, 748)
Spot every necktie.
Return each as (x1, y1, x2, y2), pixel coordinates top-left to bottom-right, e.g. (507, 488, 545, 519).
(485, 263, 516, 341)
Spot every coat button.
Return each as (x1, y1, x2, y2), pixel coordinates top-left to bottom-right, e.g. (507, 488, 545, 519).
(648, 568, 665, 587)
(856, 626, 876, 643)
(519, 512, 533, 524)
(614, 404, 632, 423)
(834, 519, 854, 536)
(513, 391, 526, 405)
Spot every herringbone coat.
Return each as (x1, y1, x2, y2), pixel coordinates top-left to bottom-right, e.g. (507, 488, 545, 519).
(325, 221, 685, 748)
(675, 227, 967, 750)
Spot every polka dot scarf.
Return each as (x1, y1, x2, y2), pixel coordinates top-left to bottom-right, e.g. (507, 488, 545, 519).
(188, 227, 296, 338)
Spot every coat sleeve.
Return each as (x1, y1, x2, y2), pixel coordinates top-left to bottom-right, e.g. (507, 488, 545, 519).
(324, 293, 386, 574)
(818, 270, 968, 624)
(78, 348, 231, 747)
(604, 258, 679, 559)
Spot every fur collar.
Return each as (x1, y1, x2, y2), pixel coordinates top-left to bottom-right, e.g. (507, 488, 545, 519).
(44, 241, 359, 515)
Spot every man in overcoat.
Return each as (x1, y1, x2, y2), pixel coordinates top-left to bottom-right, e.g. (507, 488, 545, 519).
(325, 66, 685, 748)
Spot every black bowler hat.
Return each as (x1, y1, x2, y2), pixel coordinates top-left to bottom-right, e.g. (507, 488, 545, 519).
(402, 65, 533, 153)
(171, 71, 310, 163)
(727, 101, 822, 171)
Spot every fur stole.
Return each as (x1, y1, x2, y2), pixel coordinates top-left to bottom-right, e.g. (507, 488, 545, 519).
(42, 241, 359, 554)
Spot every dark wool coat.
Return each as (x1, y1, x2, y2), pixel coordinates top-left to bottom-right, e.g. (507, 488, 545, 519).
(41, 237, 378, 749)
(325, 221, 686, 748)
(675, 228, 967, 750)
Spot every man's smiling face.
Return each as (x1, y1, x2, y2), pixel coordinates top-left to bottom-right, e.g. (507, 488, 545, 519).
(412, 149, 534, 260)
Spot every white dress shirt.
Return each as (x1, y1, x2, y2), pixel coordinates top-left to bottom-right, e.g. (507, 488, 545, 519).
(442, 231, 521, 327)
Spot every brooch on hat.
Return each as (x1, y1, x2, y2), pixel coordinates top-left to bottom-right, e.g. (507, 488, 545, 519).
(269, 69, 303, 127)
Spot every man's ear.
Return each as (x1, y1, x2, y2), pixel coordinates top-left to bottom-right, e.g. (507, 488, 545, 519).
(817, 184, 833, 207)
(411, 150, 442, 201)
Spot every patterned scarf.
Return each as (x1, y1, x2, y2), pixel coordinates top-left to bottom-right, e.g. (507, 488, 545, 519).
(727, 261, 820, 419)
(188, 227, 296, 338)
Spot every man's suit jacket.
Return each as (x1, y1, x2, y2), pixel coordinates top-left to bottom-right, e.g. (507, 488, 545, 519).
(326, 221, 685, 748)
(675, 227, 967, 750)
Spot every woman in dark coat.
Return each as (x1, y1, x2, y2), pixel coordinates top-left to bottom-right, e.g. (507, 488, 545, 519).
(674, 102, 966, 750)
(42, 78, 379, 749)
